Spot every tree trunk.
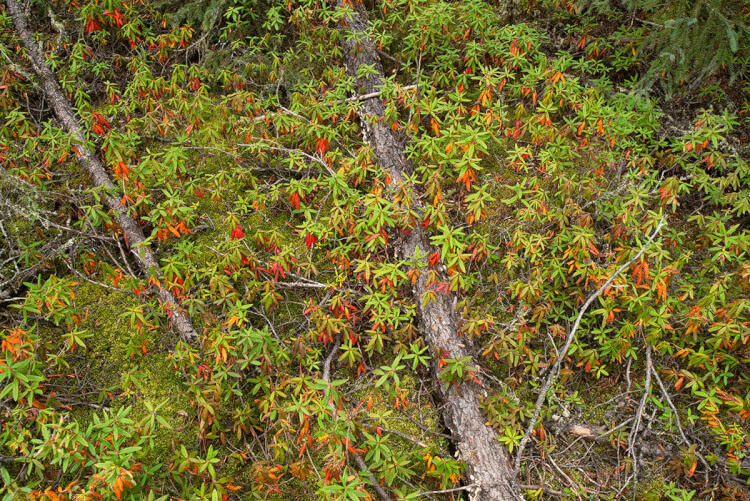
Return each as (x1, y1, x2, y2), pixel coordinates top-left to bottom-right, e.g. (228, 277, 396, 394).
(338, 4, 521, 500)
(5, 0, 198, 342)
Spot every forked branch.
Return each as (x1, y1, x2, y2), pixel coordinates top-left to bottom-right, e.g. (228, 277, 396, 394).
(514, 216, 667, 474)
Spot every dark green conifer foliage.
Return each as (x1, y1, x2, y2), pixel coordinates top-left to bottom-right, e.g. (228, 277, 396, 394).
(579, 0, 750, 94)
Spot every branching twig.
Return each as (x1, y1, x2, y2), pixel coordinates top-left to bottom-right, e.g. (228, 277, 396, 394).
(375, 427, 430, 448)
(514, 216, 666, 474)
(0, 236, 75, 297)
(250, 85, 419, 122)
(410, 483, 479, 497)
(237, 139, 337, 178)
(321, 338, 342, 385)
(320, 336, 391, 501)
(5, 0, 198, 341)
(547, 455, 584, 501)
(62, 258, 131, 295)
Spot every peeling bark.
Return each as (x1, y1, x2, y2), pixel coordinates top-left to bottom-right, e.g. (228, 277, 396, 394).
(338, 4, 521, 500)
(5, 0, 198, 342)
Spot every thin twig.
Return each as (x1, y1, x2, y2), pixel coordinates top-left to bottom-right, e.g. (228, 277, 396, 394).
(62, 259, 131, 295)
(411, 483, 479, 497)
(236, 139, 337, 178)
(343, 84, 418, 103)
(250, 85, 419, 122)
(627, 343, 652, 501)
(376, 427, 430, 449)
(322, 335, 391, 501)
(650, 365, 710, 482)
(399, 414, 453, 440)
(321, 338, 342, 384)
(519, 484, 566, 497)
(547, 455, 584, 501)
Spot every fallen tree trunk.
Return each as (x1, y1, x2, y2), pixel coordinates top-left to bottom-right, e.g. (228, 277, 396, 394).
(5, 0, 198, 342)
(338, 4, 521, 500)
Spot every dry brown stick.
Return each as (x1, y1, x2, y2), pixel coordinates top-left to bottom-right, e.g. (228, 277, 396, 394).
(321, 338, 342, 384)
(62, 258, 131, 295)
(518, 484, 566, 497)
(5, 0, 197, 341)
(410, 483, 480, 497)
(374, 427, 431, 449)
(624, 343, 652, 500)
(249, 85, 419, 123)
(547, 455, 584, 501)
(0, 236, 75, 298)
(399, 413, 453, 440)
(515, 216, 666, 474)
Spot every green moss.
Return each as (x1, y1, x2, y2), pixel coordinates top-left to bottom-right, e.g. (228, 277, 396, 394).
(69, 282, 196, 462)
(354, 371, 447, 476)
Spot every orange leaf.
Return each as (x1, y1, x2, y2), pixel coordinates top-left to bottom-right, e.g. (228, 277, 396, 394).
(687, 460, 697, 478)
(113, 478, 123, 500)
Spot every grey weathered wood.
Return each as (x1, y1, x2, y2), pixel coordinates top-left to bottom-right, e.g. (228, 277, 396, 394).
(338, 3, 521, 499)
(5, 0, 198, 342)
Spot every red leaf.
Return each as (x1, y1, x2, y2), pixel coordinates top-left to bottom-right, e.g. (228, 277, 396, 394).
(104, 10, 125, 28)
(427, 251, 440, 269)
(231, 225, 244, 240)
(305, 233, 316, 249)
(315, 138, 329, 156)
(288, 192, 301, 210)
(86, 16, 100, 34)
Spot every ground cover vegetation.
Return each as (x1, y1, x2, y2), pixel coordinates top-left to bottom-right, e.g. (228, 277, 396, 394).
(1, 0, 749, 499)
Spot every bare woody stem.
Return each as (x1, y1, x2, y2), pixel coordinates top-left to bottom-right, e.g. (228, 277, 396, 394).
(321, 338, 392, 501)
(4, 0, 198, 342)
(514, 216, 667, 474)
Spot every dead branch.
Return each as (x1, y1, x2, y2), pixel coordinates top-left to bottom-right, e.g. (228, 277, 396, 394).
(0, 236, 75, 299)
(250, 85, 419, 123)
(338, 3, 522, 499)
(650, 365, 710, 482)
(5, 0, 197, 341)
(622, 344, 652, 498)
(515, 216, 666, 474)
(321, 337, 392, 501)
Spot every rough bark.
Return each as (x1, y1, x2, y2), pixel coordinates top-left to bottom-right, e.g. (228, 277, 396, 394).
(5, 0, 198, 342)
(339, 4, 521, 500)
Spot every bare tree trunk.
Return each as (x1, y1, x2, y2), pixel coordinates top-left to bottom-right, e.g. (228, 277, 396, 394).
(4, 0, 198, 342)
(338, 4, 521, 500)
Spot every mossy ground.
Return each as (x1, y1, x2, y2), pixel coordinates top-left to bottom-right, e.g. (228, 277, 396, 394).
(68, 283, 197, 460)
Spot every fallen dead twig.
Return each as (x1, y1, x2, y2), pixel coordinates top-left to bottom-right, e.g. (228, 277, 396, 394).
(624, 343, 653, 499)
(650, 365, 710, 482)
(250, 85, 419, 123)
(6, 0, 198, 342)
(515, 216, 667, 474)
